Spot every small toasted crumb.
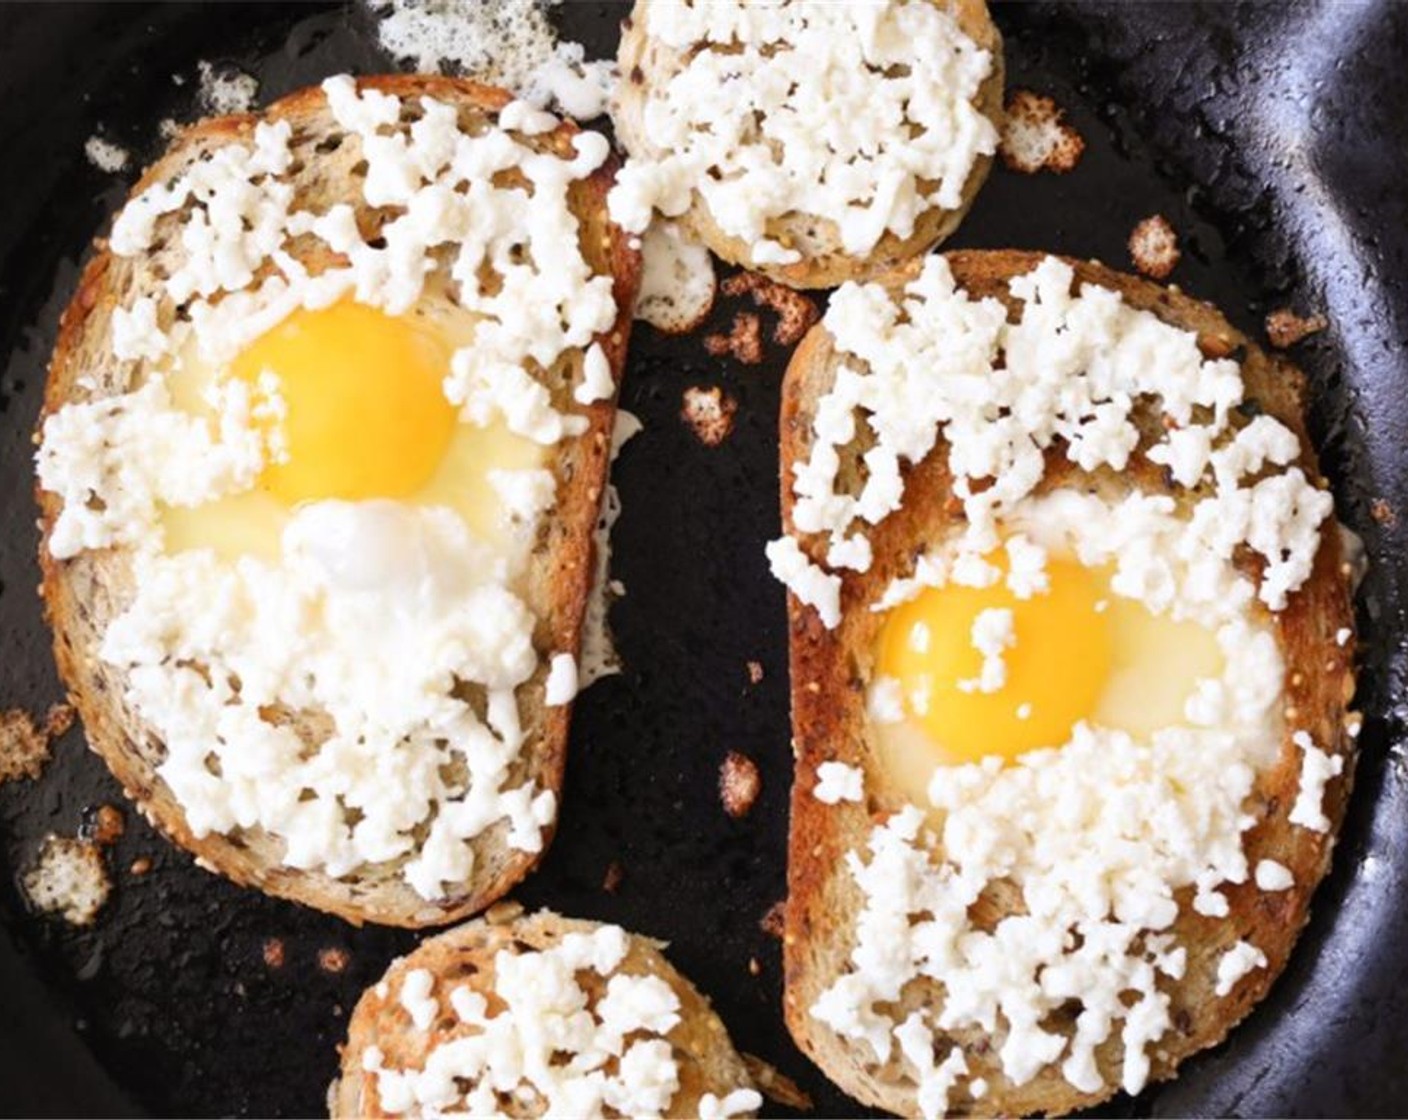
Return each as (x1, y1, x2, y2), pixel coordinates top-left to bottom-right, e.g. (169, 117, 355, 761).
(742, 1053, 814, 1111)
(748, 957, 761, 976)
(1372, 498, 1397, 528)
(45, 703, 75, 737)
(1265, 308, 1328, 349)
(760, 900, 786, 939)
(602, 860, 625, 894)
(263, 938, 286, 969)
(21, 835, 111, 926)
(0, 710, 51, 785)
(999, 89, 1085, 174)
(720, 272, 821, 345)
(681, 385, 738, 447)
(129, 856, 152, 876)
(318, 946, 350, 974)
(704, 311, 765, 365)
(83, 804, 125, 847)
(746, 660, 765, 685)
(719, 751, 762, 819)
(1129, 215, 1181, 279)
(485, 899, 525, 925)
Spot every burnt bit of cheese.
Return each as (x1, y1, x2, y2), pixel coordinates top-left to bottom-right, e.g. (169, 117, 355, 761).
(719, 750, 762, 818)
(1265, 307, 1328, 349)
(999, 89, 1085, 174)
(319, 946, 351, 974)
(720, 272, 820, 345)
(0, 703, 74, 785)
(21, 834, 112, 926)
(681, 385, 739, 447)
(704, 311, 765, 365)
(1129, 214, 1181, 279)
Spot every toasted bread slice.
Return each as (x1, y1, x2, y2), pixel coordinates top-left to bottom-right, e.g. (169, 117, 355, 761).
(36, 77, 641, 928)
(330, 910, 759, 1118)
(779, 251, 1357, 1116)
(613, 0, 1004, 290)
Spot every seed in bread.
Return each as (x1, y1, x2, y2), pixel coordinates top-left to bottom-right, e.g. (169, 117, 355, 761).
(773, 251, 1356, 1117)
(329, 911, 761, 1119)
(609, 0, 1005, 290)
(35, 75, 641, 928)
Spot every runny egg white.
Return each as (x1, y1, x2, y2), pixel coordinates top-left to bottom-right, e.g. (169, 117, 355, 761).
(872, 539, 1225, 808)
(157, 298, 543, 564)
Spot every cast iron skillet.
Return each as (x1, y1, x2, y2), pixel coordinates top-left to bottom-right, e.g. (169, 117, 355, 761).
(2, 2, 1406, 1116)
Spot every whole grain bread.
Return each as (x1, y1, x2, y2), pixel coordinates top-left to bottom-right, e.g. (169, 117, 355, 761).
(613, 0, 1004, 290)
(36, 76, 641, 928)
(329, 909, 758, 1118)
(778, 250, 1358, 1116)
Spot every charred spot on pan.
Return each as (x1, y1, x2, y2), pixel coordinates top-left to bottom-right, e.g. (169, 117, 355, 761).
(704, 311, 764, 365)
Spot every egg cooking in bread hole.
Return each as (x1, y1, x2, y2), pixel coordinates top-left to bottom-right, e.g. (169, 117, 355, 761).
(159, 298, 545, 567)
(869, 509, 1254, 808)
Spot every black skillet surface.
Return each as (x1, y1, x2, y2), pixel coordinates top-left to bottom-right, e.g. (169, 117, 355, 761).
(2, 2, 1407, 1116)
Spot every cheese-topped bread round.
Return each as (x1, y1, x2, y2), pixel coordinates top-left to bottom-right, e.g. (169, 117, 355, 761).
(609, 0, 1004, 290)
(772, 251, 1357, 1117)
(35, 76, 640, 928)
(330, 911, 761, 1119)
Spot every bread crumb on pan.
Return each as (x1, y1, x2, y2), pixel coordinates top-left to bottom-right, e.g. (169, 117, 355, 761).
(742, 1052, 814, 1111)
(602, 859, 625, 894)
(719, 751, 762, 819)
(1129, 213, 1181, 279)
(999, 89, 1085, 174)
(1265, 307, 1328, 349)
(759, 900, 786, 940)
(682, 385, 739, 447)
(81, 803, 126, 847)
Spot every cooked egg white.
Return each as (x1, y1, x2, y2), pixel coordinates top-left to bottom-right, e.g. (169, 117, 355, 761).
(872, 542, 1224, 808)
(156, 298, 544, 564)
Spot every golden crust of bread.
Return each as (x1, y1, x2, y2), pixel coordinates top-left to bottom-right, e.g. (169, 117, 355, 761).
(329, 910, 757, 1119)
(614, 0, 1004, 290)
(778, 250, 1358, 1116)
(35, 76, 642, 928)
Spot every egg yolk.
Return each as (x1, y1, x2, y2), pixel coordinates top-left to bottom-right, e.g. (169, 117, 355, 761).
(232, 301, 457, 505)
(874, 549, 1224, 775)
